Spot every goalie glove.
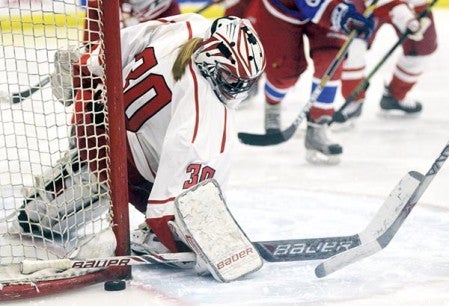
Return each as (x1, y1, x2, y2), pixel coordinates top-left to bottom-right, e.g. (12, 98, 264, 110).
(50, 47, 81, 106)
(331, 2, 375, 39)
(390, 4, 431, 41)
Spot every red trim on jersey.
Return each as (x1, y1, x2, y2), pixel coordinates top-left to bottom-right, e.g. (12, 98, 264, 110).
(155, 18, 171, 23)
(343, 66, 365, 73)
(186, 20, 193, 37)
(189, 61, 200, 143)
(146, 215, 177, 252)
(221, 108, 227, 153)
(148, 197, 176, 205)
(396, 64, 422, 77)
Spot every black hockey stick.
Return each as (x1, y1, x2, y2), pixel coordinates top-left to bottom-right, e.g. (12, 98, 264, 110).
(315, 140, 449, 277)
(237, 1, 379, 146)
(10, 75, 51, 104)
(331, 0, 438, 124)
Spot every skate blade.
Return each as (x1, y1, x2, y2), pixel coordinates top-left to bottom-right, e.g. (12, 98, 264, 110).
(377, 110, 422, 119)
(305, 150, 341, 166)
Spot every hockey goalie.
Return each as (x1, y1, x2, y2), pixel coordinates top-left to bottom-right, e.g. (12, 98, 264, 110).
(15, 14, 266, 282)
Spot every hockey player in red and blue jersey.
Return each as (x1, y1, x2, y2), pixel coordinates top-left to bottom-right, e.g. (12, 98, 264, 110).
(337, 0, 437, 122)
(224, 0, 374, 164)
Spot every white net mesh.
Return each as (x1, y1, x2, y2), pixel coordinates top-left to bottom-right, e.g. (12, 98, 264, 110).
(0, 0, 119, 287)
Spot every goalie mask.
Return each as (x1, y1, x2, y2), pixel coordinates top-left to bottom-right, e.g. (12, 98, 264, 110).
(194, 16, 266, 109)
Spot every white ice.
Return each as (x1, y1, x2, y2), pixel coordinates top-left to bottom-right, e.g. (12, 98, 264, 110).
(4, 9, 449, 306)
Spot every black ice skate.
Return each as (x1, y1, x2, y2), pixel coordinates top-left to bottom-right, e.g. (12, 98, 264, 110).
(332, 100, 364, 123)
(331, 99, 364, 131)
(380, 87, 422, 115)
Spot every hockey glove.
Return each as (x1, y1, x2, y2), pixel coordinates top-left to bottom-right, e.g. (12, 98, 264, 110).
(332, 2, 374, 39)
(390, 4, 431, 41)
(50, 47, 81, 106)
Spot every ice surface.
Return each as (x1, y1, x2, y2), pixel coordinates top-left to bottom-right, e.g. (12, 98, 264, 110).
(3, 8, 449, 306)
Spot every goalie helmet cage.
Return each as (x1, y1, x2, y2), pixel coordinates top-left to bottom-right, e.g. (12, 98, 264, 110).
(0, 0, 130, 301)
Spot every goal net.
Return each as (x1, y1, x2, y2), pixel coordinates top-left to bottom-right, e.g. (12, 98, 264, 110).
(0, 0, 129, 300)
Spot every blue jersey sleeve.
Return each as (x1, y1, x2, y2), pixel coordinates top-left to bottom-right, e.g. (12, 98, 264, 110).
(271, 0, 330, 21)
(294, 0, 330, 19)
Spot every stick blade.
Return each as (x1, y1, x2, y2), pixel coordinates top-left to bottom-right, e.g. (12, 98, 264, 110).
(360, 171, 423, 240)
(315, 240, 382, 278)
(237, 124, 297, 146)
(315, 171, 424, 278)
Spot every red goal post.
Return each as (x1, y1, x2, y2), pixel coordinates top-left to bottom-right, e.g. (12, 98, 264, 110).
(0, 0, 129, 300)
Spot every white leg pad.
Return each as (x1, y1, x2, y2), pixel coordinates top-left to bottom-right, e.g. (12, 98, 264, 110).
(173, 179, 263, 282)
(19, 148, 108, 236)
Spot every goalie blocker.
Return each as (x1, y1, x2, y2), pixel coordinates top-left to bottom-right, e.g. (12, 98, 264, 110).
(169, 179, 263, 282)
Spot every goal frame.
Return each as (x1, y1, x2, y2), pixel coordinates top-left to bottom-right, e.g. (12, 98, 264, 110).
(0, 0, 130, 301)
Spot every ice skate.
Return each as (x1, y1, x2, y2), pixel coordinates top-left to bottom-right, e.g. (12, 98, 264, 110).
(305, 116, 342, 165)
(265, 102, 281, 134)
(131, 222, 194, 269)
(379, 87, 422, 116)
(331, 99, 364, 131)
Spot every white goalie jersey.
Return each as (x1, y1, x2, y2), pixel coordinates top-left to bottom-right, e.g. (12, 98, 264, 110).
(79, 14, 236, 251)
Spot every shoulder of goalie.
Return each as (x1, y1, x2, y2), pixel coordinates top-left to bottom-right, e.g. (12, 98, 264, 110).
(168, 179, 263, 282)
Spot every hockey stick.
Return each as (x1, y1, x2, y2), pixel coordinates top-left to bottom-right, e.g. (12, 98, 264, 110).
(332, 0, 438, 124)
(21, 171, 421, 274)
(20, 235, 362, 274)
(21, 252, 197, 274)
(315, 140, 449, 278)
(19, 235, 366, 274)
(195, 0, 225, 14)
(10, 75, 51, 104)
(237, 1, 379, 146)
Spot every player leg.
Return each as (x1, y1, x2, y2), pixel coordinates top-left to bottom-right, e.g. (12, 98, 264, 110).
(338, 38, 369, 126)
(16, 147, 108, 237)
(16, 89, 110, 237)
(380, 9, 437, 115)
(245, 1, 305, 134)
(304, 25, 344, 165)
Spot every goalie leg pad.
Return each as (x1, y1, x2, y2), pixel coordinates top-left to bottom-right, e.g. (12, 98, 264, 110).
(17, 148, 108, 237)
(172, 179, 263, 282)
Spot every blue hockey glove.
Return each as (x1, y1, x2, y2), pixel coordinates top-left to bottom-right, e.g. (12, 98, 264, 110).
(332, 3, 374, 39)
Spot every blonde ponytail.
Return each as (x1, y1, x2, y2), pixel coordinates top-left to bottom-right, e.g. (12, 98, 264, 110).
(172, 37, 203, 81)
